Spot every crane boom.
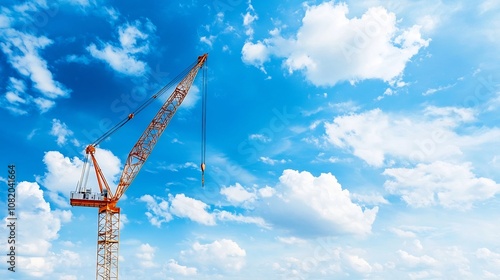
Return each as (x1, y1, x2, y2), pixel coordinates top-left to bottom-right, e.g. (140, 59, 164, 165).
(113, 53, 207, 201)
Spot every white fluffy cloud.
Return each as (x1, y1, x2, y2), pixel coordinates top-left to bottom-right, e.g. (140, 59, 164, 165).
(16, 182, 72, 255)
(140, 194, 215, 226)
(272, 244, 381, 278)
(241, 2, 429, 86)
(140, 193, 269, 229)
(241, 41, 269, 67)
(262, 169, 378, 236)
(136, 243, 157, 268)
(182, 239, 246, 272)
(258, 186, 275, 198)
(172, 169, 376, 237)
(476, 248, 500, 266)
(346, 254, 373, 274)
(87, 19, 156, 76)
(170, 194, 216, 226)
(2, 181, 74, 277)
(324, 106, 483, 167)
(0, 4, 70, 114)
(166, 259, 197, 276)
(140, 194, 173, 227)
(220, 183, 257, 205)
(384, 161, 500, 209)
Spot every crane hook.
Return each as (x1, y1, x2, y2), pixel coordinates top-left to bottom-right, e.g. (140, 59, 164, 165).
(201, 163, 205, 187)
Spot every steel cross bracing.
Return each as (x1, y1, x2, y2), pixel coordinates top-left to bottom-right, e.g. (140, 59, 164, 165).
(96, 208, 120, 279)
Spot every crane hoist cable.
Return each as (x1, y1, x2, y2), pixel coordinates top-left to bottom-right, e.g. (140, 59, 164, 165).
(201, 60, 207, 187)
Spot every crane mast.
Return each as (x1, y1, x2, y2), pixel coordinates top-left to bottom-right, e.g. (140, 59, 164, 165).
(70, 54, 208, 280)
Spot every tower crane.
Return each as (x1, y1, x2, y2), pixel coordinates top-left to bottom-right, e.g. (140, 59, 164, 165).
(70, 54, 208, 280)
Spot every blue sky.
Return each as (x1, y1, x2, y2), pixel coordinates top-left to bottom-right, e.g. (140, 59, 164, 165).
(1, 0, 500, 279)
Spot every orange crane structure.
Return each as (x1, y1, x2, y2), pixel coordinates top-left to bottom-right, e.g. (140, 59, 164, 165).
(70, 54, 208, 280)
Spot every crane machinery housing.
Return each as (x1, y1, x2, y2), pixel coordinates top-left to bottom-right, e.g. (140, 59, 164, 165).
(70, 53, 208, 280)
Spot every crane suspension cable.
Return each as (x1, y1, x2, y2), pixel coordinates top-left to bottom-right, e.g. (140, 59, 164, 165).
(76, 153, 91, 192)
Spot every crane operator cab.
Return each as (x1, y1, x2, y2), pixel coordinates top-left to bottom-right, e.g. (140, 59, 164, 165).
(70, 188, 108, 208)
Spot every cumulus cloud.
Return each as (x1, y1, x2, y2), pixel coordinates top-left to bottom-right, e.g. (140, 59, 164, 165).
(273, 244, 380, 278)
(87, 19, 156, 76)
(140, 193, 269, 229)
(398, 250, 438, 267)
(476, 248, 500, 266)
(16, 182, 72, 254)
(351, 193, 389, 205)
(241, 2, 429, 86)
(324, 107, 480, 167)
(136, 243, 157, 268)
(38, 152, 84, 207)
(140, 194, 215, 227)
(142, 168, 378, 237)
(258, 186, 275, 198)
(170, 194, 216, 226)
(182, 239, 246, 272)
(261, 169, 378, 236)
(1, 181, 74, 277)
(220, 183, 257, 205)
(384, 161, 500, 209)
(166, 259, 197, 276)
(346, 254, 373, 274)
(214, 169, 378, 236)
(241, 41, 269, 68)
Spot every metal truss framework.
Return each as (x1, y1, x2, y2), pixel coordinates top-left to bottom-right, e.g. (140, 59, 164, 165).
(96, 208, 120, 280)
